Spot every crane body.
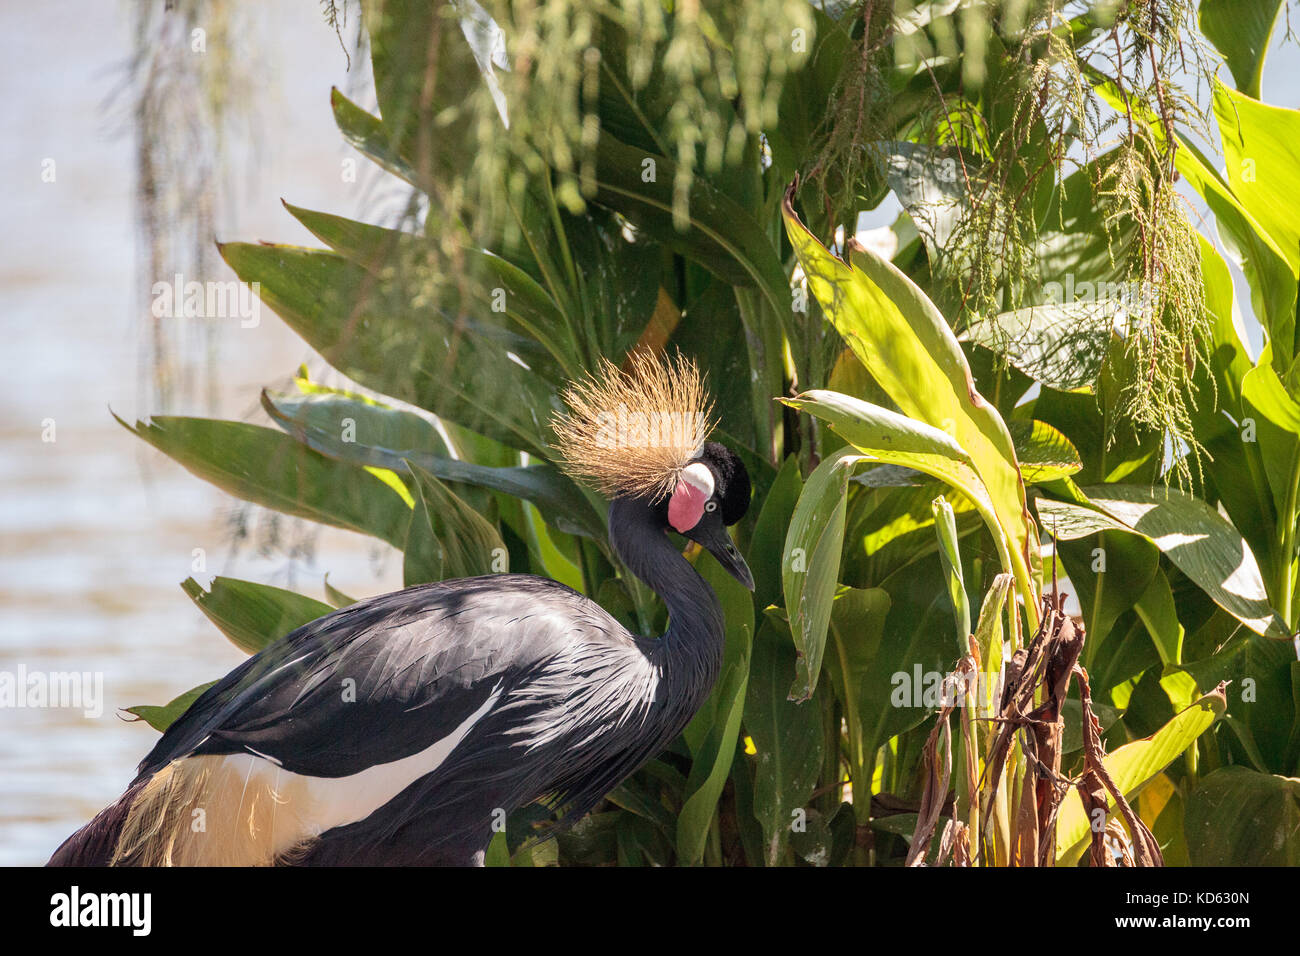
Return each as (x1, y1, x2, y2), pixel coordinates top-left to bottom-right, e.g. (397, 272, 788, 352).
(49, 354, 753, 866)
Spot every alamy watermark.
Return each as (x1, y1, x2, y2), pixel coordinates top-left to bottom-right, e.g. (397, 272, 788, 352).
(1042, 273, 1156, 321)
(151, 274, 261, 328)
(891, 665, 1003, 710)
(593, 406, 706, 450)
(0, 665, 103, 718)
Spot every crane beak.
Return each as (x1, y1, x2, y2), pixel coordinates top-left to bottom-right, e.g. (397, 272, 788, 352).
(692, 522, 755, 591)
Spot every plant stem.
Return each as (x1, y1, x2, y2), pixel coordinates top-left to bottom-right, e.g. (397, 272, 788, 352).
(1277, 444, 1300, 628)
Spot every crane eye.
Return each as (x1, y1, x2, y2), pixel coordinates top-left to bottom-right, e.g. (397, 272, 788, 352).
(704, 500, 718, 513)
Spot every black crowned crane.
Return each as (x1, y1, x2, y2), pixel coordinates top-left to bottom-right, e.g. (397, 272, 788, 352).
(49, 352, 752, 866)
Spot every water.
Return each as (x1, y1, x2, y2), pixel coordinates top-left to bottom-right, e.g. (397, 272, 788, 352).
(0, 1, 403, 865)
(5, 3, 1300, 867)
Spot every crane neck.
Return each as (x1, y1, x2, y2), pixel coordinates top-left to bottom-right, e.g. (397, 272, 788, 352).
(607, 497, 725, 670)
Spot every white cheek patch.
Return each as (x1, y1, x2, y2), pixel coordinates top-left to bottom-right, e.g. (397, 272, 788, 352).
(681, 462, 715, 497)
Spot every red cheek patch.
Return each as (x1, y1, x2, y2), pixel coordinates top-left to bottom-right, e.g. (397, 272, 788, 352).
(668, 479, 708, 533)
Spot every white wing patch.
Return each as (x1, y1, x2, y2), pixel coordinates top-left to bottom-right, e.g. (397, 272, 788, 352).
(113, 682, 504, 866)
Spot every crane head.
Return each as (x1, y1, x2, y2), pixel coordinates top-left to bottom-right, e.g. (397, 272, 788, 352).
(551, 350, 753, 589)
(668, 442, 753, 590)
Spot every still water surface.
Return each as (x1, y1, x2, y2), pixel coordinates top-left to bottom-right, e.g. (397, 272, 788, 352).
(1, 2, 403, 865)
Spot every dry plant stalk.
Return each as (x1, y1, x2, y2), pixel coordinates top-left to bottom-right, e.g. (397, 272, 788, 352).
(908, 588, 1172, 867)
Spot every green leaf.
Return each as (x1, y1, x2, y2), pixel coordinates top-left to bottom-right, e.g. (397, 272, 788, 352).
(282, 201, 582, 381)
(329, 87, 418, 187)
(1056, 684, 1228, 864)
(181, 576, 334, 656)
(117, 413, 411, 548)
(124, 681, 218, 733)
(1185, 765, 1300, 865)
(268, 372, 453, 458)
(361, 0, 503, 189)
(403, 461, 508, 585)
(821, 586, 893, 822)
(1241, 358, 1300, 536)
(747, 454, 803, 614)
(1214, 82, 1300, 375)
(1010, 420, 1082, 484)
(1133, 568, 1185, 667)
(745, 619, 824, 865)
(1038, 488, 1289, 642)
(856, 422, 1080, 488)
(676, 550, 754, 865)
(1098, 77, 1297, 380)
(931, 495, 969, 653)
(260, 384, 607, 546)
(781, 447, 863, 701)
(1052, 524, 1160, 672)
(1084, 484, 1290, 642)
(963, 303, 1112, 392)
(1189, 234, 1279, 584)
(783, 194, 1038, 621)
(787, 390, 1022, 588)
(219, 241, 559, 456)
(592, 132, 786, 301)
(1200, 0, 1285, 99)
(1035, 495, 1129, 540)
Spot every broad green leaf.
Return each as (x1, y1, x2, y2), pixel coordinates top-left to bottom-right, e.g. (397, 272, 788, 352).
(181, 576, 334, 656)
(1056, 684, 1227, 864)
(835, 414, 1087, 495)
(1039, 489, 1288, 641)
(123, 681, 218, 733)
(1241, 357, 1300, 540)
(745, 619, 824, 865)
(783, 194, 1038, 623)
(846, 482, 981, 586)
(219, 242, 559, 456)
(1200, 0, 1284, 99)
(1083, 484, 1290, 642)
(1051, 523, 1160, 671)
(1214, 81, 1300, 378)
(1133, 569, 1185, 667)
(1009, 420, 1082, 484)
(284, 201, 583, 380)
(787, 390, 1018, 582)
(677, 551, 754, 865)
(362, 0, 500, 190)
(747, 454, 803, 614)
(821, 586, 892, 823)
(883, 142, 965, 271)
(843, 434, 1069, 527)
(931, 495, 969, 654)
(117, 414, 411, 548)
(1185, 766, 1300, 865)
(329, 87, 418, 187)
(781, 447, 864, 701)
(1215, 82, 1300, 277)
(1096, 78, 1297, 373)
(403, 461, 508, 585)
(260, 384, 607, 545)
(268, 371, 453, 459)
(593, 131, 787, 304)
(1189, 234, 1279, 585)
(963, 302, 1112, 392)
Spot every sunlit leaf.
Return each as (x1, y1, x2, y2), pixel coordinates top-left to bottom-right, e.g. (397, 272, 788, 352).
(181, 576, 334, 656)
(1056, 684, 1227, 864)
